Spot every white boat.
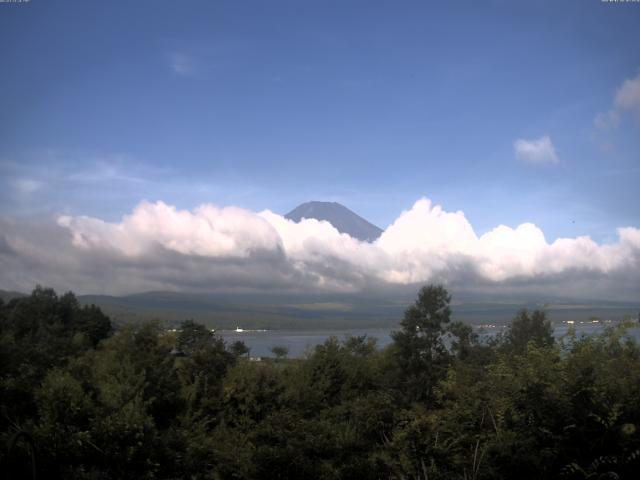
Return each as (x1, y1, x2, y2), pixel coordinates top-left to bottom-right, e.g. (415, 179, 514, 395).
(235, 326, 244, 333)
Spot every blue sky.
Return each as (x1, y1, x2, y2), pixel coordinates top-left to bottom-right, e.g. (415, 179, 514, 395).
(1, 0, 639, 243)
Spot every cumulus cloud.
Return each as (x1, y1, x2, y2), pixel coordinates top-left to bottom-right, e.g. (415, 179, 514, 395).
(595, 71, 640, 129)
(58, 202, 282, 258)
(614, 73, 640, 112)
(513, 136, 559, 164)
(2, 198, 639, 299)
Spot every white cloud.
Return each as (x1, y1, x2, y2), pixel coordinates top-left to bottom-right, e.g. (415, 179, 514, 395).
(168, 52, 196, 76)
(67, 159, 147, 185)
(58, 201, 282, 258)
(13, 178, 42, 194)
(614, 73, 640, 111)
(594, 71, 640, 130)
(513, 136, 559, 164)
(0, 198, 614, 295)
(2, 198, 639, 298)
(594, 110, 620, 130)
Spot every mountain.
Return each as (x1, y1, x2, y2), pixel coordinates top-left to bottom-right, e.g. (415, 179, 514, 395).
(285, 201, 384, 242)
(0, 289, 27, 302)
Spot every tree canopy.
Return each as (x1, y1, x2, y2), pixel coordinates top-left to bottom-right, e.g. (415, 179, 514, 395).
(1, 285, 639, 479)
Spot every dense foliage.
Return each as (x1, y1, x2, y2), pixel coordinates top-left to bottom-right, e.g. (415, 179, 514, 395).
(1, 285, 639, 479)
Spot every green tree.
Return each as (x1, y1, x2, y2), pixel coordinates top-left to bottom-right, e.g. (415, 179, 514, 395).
(175, 320, 234, 419)
(391, 284, 452, 403)
(271, 345, 289, 361)
(229, 340, 250, 358)
(447, 320, 477, 360)
(0, 287, 112, 426)
(503, 309, 554, 355)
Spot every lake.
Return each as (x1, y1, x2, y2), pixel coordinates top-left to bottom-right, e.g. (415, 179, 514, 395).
(218, 322, 640, 358)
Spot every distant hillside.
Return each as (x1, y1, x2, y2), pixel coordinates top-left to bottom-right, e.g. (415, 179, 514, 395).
(4, 286, 638, 331)
(78, 291, 406, 330)
(285, 201, 383, 242)
(77, 290, 640, 331)
(0, 289, 27, 302)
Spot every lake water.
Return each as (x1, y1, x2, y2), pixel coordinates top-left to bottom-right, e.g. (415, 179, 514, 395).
(219, 322, 640, 358)
(219, 328, 394, 358)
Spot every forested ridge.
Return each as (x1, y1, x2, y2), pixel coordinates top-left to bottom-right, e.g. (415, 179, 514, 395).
(1, 286, 639, 479)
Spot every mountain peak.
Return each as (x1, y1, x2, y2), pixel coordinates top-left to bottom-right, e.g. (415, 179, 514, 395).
(285, 201, 383, 242)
